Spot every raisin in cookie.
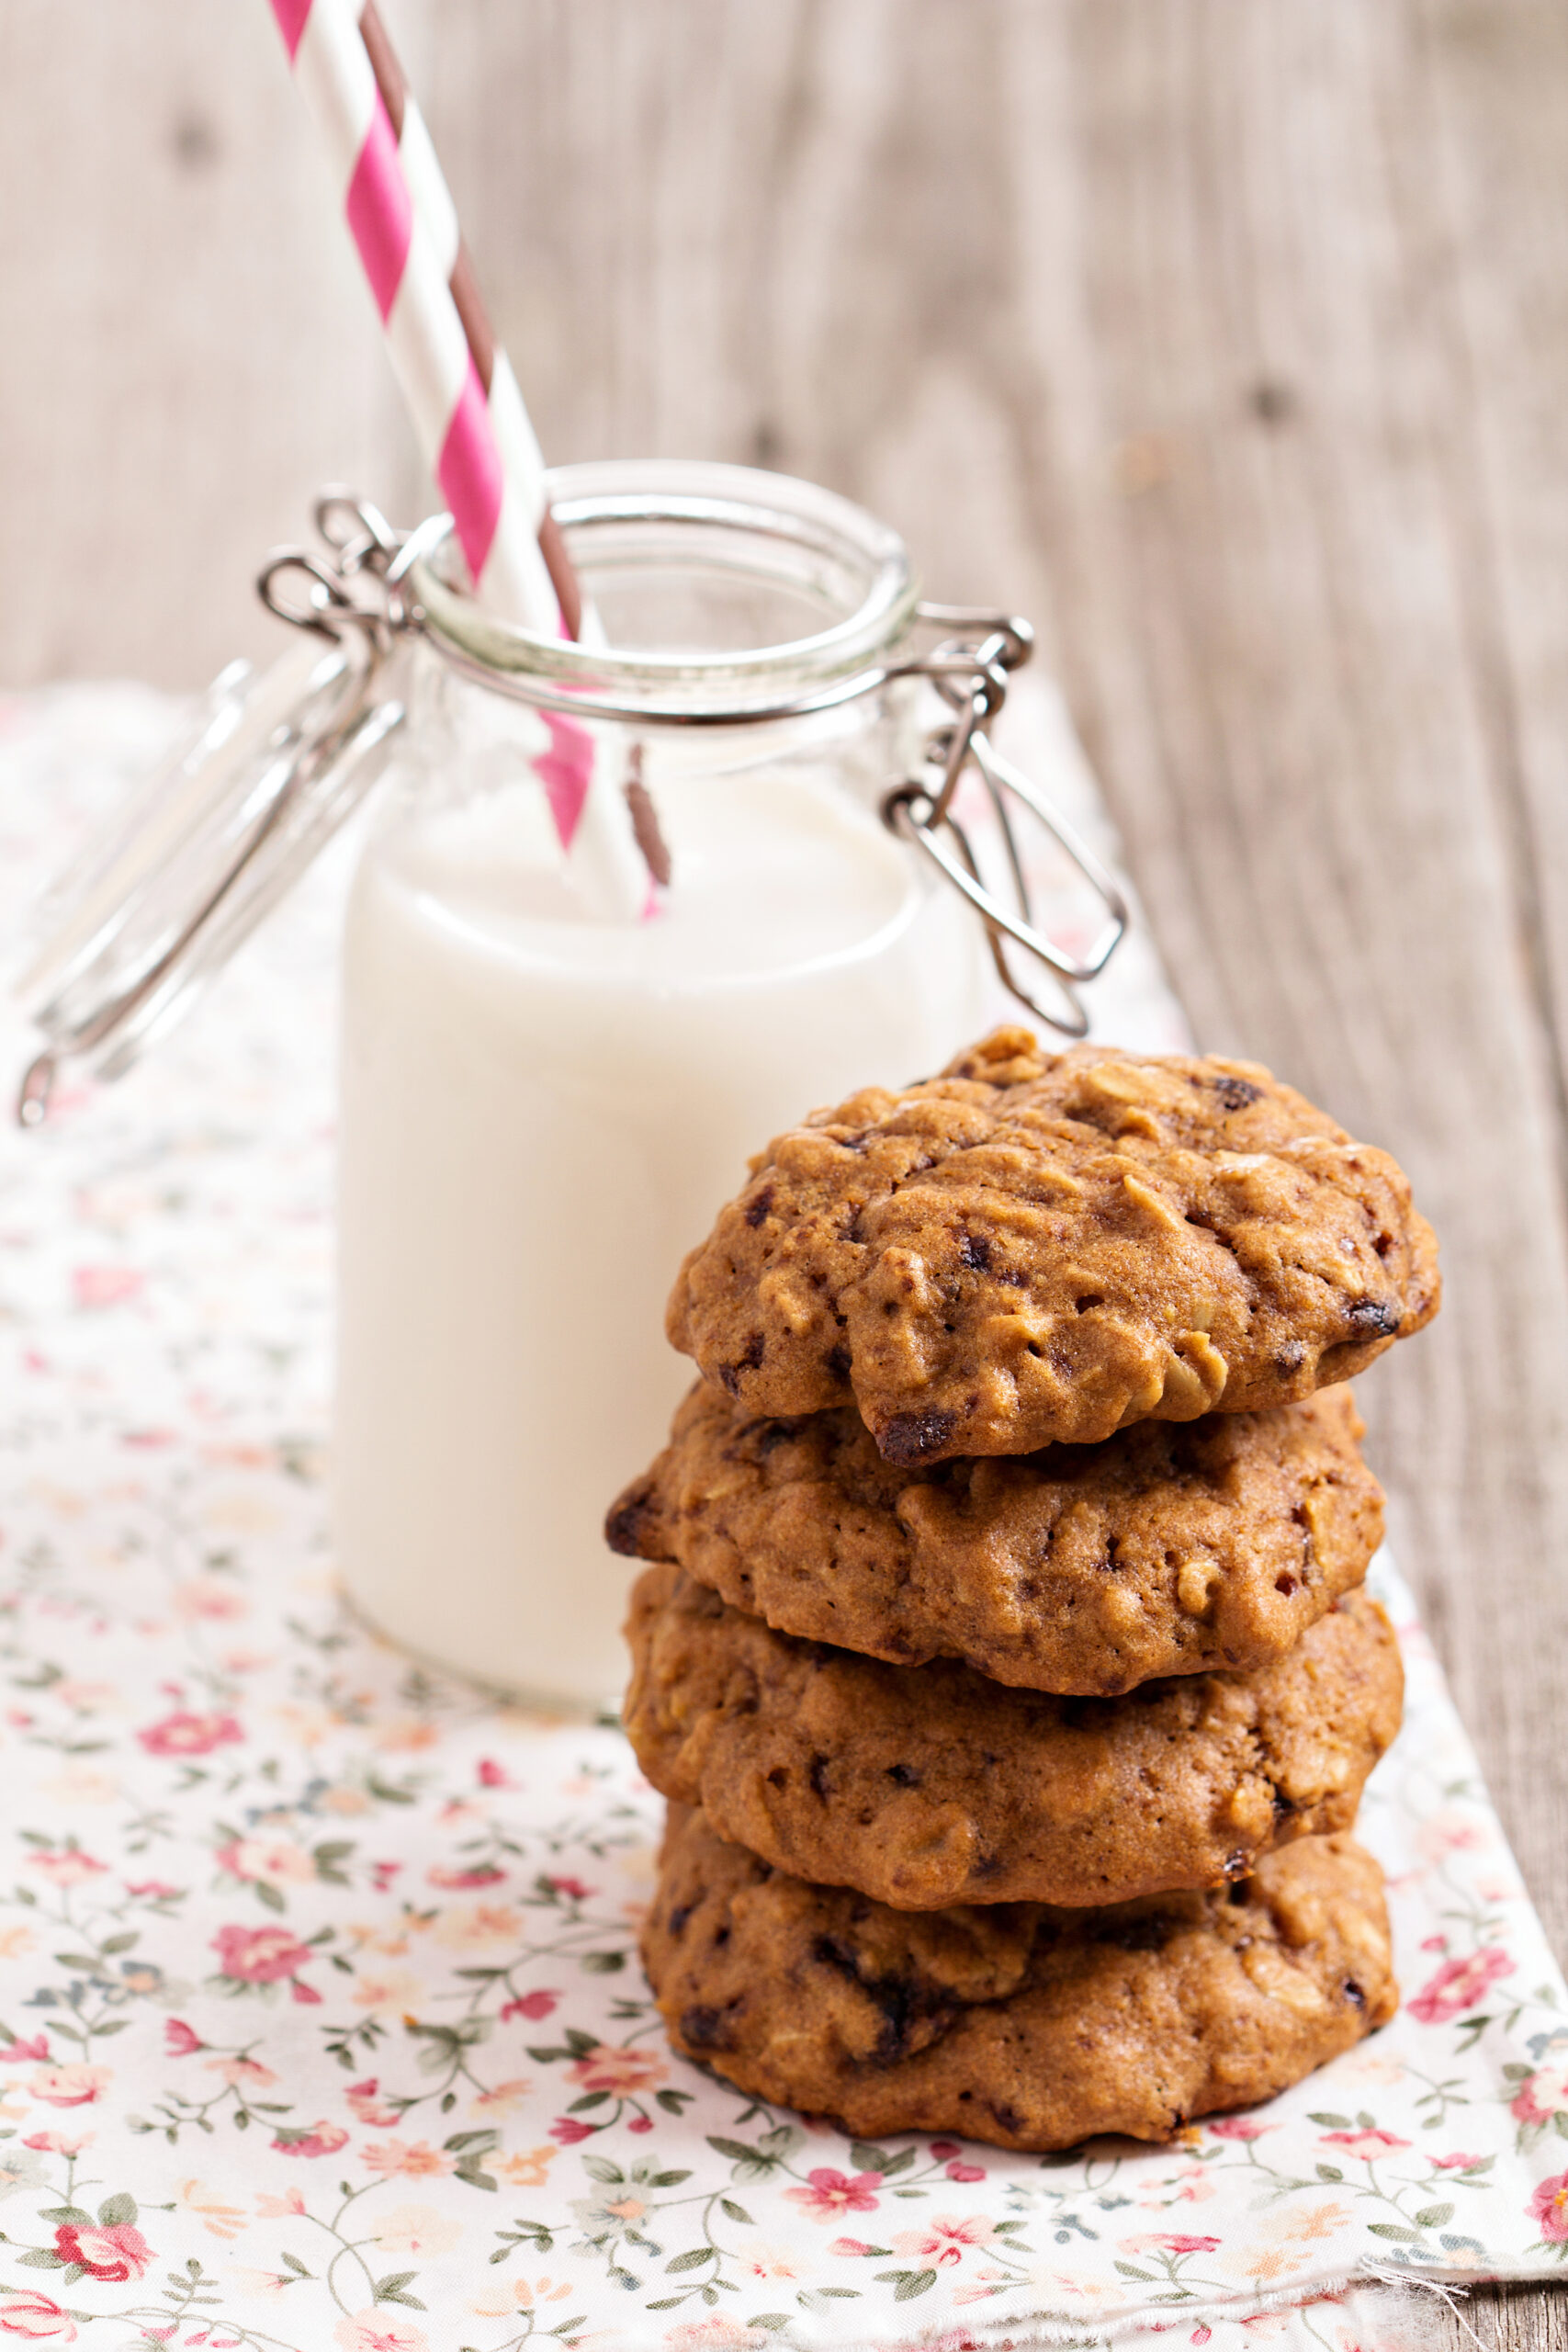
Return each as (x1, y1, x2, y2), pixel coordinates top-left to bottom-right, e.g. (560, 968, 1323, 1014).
(643, 1805, 1395, 2151)
(624, 1567, 1402, 1908)
(665, 1030, 1438, 1461)
(608, 1381, 1382, 1694)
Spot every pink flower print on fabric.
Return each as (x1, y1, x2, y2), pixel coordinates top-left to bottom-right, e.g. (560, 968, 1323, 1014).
(1318, 2130, 1411, 2160)
(662, 2322, 770, 2352)
(71, 1266, 143, 1311)
(172, 1577, 248, 1622)
(784, 2168, 884, 2220)
(273, 2120, 350, 2157)
(215, 1835, 314, 1889)
(1407, 1944, 1516, 2024)
(500, 1989, 559, 2022)
(361, 2140, 456, 2179)
(371, 2204, 463, 2258)
(0, 2290, 78, 2339)
(28, 2065, 110, 2109)
(1513, 2065, 1568, 2125)
(346, 2078, 404, 2127)
(1529, 2168, 1568, 2244)
(565, 2044, 666, 2098)
(254, 2189, 308, 2219)
(21, 2132, 91, 2158)
(52, 2220, 153, 2281)
(26, 1850, 107, 1889)
(137, 1710, 243, 1757)
(333, 2315, 430, 2352)
(890, 2213, 996, 2266)
(549, 2117, 596, 2145)
(210, 1923, 317, 1994)
(472, 2076, 534, 2114)
(209, 2054, 276, 2090)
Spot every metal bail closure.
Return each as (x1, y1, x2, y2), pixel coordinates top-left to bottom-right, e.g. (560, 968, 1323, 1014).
(16, 503, 406, 1125)
(882, 605, 1129, 1037)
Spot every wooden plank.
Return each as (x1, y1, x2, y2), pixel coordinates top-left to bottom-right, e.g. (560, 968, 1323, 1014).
(0, 0, 408, 689)
(1024, 0, 1568, 1954)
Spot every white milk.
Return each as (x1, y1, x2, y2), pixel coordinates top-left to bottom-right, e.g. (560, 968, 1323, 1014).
(334, 764, 985, 1702)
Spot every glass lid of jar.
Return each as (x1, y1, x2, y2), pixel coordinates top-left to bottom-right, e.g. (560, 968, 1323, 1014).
(15, 603, 405, 1125)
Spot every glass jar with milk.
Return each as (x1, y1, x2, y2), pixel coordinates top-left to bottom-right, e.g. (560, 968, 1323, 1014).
(16, 459, 1126, 1709)
(339, 459, 999, 1704)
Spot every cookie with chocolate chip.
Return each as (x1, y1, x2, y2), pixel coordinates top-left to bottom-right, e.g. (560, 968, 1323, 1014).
(643, 1804, 1395, 2151)
(607, 1381, 1382, 1694)
(665, 1030, 1438, 1462)
(624, 1566, 1401, 1908)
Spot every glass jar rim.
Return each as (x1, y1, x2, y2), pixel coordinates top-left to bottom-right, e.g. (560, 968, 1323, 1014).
(406, 458, 920, 718)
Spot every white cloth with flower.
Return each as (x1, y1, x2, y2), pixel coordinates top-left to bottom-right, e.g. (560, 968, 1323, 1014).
(0, 683, 1563, 2352)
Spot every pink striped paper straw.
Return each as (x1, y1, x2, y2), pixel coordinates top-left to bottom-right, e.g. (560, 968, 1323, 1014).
(268, 0, 650, 916)
(353, 6, 585, 635)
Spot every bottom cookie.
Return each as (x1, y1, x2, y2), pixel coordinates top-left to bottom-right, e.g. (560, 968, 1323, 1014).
(642, 1804, 1396, 2152)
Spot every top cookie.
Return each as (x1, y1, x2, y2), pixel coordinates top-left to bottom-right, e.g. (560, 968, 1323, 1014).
(667, 1029, 1439, 1461)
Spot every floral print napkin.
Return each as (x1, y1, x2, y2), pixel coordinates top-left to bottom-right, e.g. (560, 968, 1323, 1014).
(0, 683, 1563, 2352)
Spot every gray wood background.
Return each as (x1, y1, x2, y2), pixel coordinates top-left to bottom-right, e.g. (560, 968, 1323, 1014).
(3, 6, 1566, 2341)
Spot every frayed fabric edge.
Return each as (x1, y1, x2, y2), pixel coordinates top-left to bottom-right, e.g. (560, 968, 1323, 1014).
(795, 2257, 1499, 2352)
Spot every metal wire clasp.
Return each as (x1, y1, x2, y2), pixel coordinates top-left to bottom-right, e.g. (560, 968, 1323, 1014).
(255, 490, 410, 643)
(884, 605, 1128, 1036)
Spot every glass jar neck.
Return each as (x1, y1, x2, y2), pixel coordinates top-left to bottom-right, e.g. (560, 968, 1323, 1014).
(405, 459, 919, 726)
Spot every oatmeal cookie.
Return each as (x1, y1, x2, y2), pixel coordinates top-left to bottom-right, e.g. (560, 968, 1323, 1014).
(624, 1567, 1401, 1908)
(642, 1804, 1395, 2151)
(607, 1381, 1382, 1694)
(665, 1030, 1439, 1461)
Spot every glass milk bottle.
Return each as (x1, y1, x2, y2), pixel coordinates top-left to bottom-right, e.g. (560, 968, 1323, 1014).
(333, 462, 989, 1702)
(16, 462, 1123, 1710)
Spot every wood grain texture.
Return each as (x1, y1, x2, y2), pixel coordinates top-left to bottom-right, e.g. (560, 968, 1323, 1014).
(3, 6, 1566, 2336)
(0, 0, 410, 686)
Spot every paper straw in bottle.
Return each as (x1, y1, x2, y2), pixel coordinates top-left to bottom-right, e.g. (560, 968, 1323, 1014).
(266, 0, 651, 919)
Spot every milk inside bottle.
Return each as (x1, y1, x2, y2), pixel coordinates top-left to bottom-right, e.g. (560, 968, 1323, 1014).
(333, 463, 989, 1702)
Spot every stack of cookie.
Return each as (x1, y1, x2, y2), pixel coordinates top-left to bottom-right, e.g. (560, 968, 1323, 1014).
(607, 1029, 1439, 2152)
